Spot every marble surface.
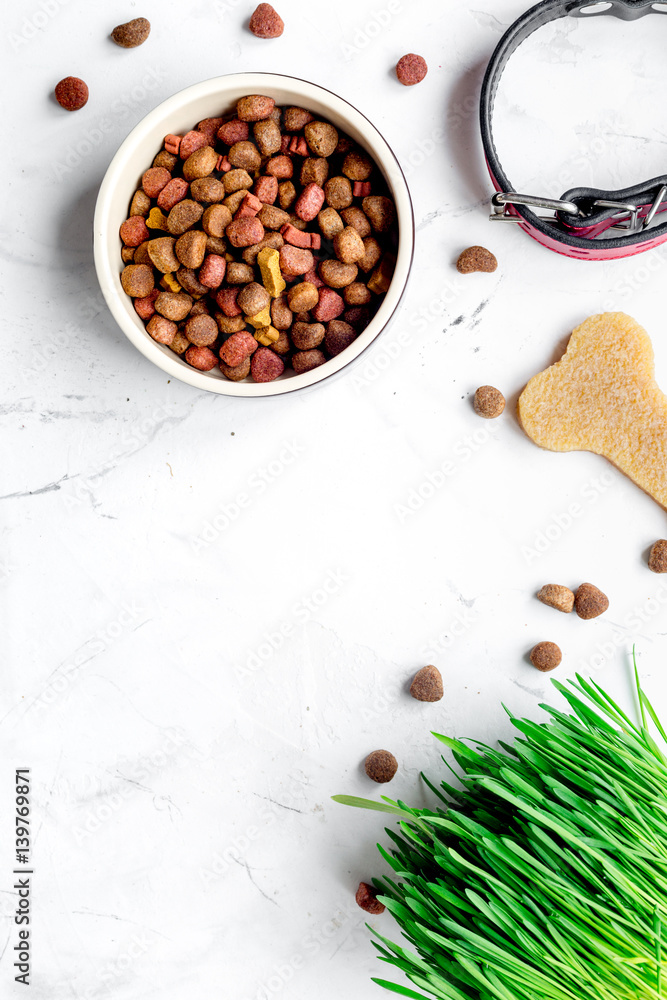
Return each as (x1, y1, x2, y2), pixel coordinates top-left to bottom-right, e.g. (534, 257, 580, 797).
(3, 1, 667, 997)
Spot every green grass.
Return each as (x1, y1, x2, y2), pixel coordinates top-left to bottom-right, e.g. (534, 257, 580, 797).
(334, 668, 667, 999)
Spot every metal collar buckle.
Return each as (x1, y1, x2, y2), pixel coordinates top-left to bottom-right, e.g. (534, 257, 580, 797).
(489, 186, 667, 236)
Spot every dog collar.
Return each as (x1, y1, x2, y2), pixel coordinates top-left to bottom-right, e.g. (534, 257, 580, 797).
(481, 0, 667, 260)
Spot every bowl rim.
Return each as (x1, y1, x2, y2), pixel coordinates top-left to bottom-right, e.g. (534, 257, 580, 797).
(93, 71, 415, 397)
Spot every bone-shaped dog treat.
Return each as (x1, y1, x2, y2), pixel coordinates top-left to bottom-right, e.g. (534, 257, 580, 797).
(518, 312, 667, 509)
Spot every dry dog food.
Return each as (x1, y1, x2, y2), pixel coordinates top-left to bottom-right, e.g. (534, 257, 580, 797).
(111, 17, 151, 47)
(55, 76, 88, 111)
(518, 313, 667, 510)
(355, 882, 385, 915)
(456, 246, 497, 274)
(649, 540, 667, 573)
(473, 385, 505, 418)
(530, 641, 562, 672)
(396, 54, 428, 86)
(118, 95, 398, 382)
(537, 584, 575, 614)
(364, 750, 397, 783)
(249, 3, 284, 37)
(574, 583, 608, 620)
(409, 665, 443, 702)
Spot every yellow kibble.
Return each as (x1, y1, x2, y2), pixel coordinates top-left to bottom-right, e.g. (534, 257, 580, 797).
(254, 325, 280, 346)
(160, 273, 181, 293)
(257, 247, 286, 298)
(247, 305, 272, 329)
(367, 253, 396, 295)
(147, 207, 169, 230)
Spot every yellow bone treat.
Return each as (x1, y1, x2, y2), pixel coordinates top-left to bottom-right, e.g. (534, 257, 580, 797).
(518, 312, 667, 509)
(257, 247, 286, 298)
(367, 253, 396, 295)
(254, 325, 280, 347)
(160, 273, 182, 293)
(246, 305, 272, 329)
(146, 207, 169, 230)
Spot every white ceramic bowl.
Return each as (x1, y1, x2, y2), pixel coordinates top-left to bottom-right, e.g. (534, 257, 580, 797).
(94, 73, 414, 397)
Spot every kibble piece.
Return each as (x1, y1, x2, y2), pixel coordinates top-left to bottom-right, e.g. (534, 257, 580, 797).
(191, 177, 226, 203)
(169, 331, 190, 355)
(396, 53, 428, 86)
(318, 207, 344, 239)
(178, 268, 209, 297)
(254, 119, 282, 156)
(167, 200, 204, 235)
(199, 254, 227, 289)
(288, 282, 319, 313)
(300, 157, 329, 188)
(147, 237, 180, 273)
(154, 292, 192, 322)
(54, 76, 88, 111)
(284, 106, 314, 131)
(121, 246, 135, 263)
(237, 95, 276, 122)
(324, 320, 357, 356)
(365, 750, 398, 784)
(129, 190, 151, 218)
(340, 206, 371, 238)
(291, 322, 325, 350)
(216, 313, 247, 335)
(325, 176, 353, 210)
(334, 226, 365, 264)
(355, 882, 385, 916)
(120, 217, 150, 247)
(537, 584, 575, 614)
(228, 140, 262, 173)
(227, 217, 265, 248)
(175, 230, 207, 269)
(410, 665, 443, 702)
(319, 259, 358, 288)
(530, 641, 562, 672)
(304, 121, 338, 157)
(362, 195, 395, 232)
(183, 146, 218, 182)
(185, 345, 218, 371)
(271, 295, 293, 330)
(146, 315, 177, 345)
(220, 356, 251, 381)
(111, 17, 151, 47)
(358, 237, 382, 274)
(202, 204, 232, 238)
(344, 282, 371, 306)
(312, 287, 345, 323)
(120, 264, 154, 298)
(367, 254, 395, 295)
(575, 583, 609, 620)
(142, 167, 171, 199)
(220, 331, 258, 366)
(456, 246, 498, 274)
(649, 540, 667, 573)
(258, 205, 291, 230)
(153, 150, 178, 170)
(257, 247, 286, 297)
(249, 3, 284, 38)
(473, 386, 505, 419)
(292, 349, 326, 373)
(238, 282, 270, 316)
(243, 232, 284, 265)
(251, 346, 284, 382)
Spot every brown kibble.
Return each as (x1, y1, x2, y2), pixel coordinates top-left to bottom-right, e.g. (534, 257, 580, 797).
(111, 17, 151, 47)
(253, 119, 282, 156)
(288, 282, 319, 313)
(271, 295, 293, 330)
(278, 181, 297, 209)
(177, 268, 209, 297)
(129, 190, 151, 218)
(358, 237, 382, 274)
(147, 237, 179, 273)
(185, 314, 218, 347)
(648, 539, 667, 573)
(574, 583, 609, 620)
(344, 282, 371, 306)
(238, 282, 270, 316)
(202, 204, 232, 237)
(292, 349, 326, 374)
(396, 53, 428, 86)
(355, 882, 385, 916)
(169, 331, 190, 355)
(54, 76, 88, 111)
(220, 356, 251, 381)
(237, 95, 276, 122)
(530, 641, 562, 672)
(340, 206, 371, 238)
(324, 320, 357, 356)
(473, 385, 505, 419)
(175, 229, 207, 269)
(409, 665, 443, 702)
(167, 199, 204, 235)
(146, 315, 177, 345)
(362, 195, 395, 233)
(537, 585, 575, 614)
(319, 259, 358, 288)
(324, 176, 353, 210)
(153, 150, 177, 171)
(300, 157, 329, 188)
(258, 204, 291, 230)
(226, 262, 255, 285)
(318, 207, 344, 239)
(456, 246, 498, 274)
(365, 749, 398, 784)
(191, 177, 226, 203)
(154, 292, 193, 322)
(120, 263, 154, 298)
(334, 226, 365, 264)
(304, 121, 339, 157)
(248, 3, 284, 38)
(183, 145, 218, 181)
(284, 106, 314, 131)
(291, 322, 325, 350)
(228, 140, 262, 173)
(342, 150, 373, 181)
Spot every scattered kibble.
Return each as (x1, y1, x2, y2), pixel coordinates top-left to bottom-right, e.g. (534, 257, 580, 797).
(365, 750, 398, 784)
(574, 583, 609, 620)
(54, 76, 89, 111)
(355, 882, 385, 915)
(249, 3, 284, 38)
(473, 385, 505, 419)
(648, 539, 667, 573)
(396, 53, 428, 86)
(456, 246, 498, 274)
(410, 665, 443, 702)
(537, 584, 575, 614)
(111, 17, 151, 48)
(530, 641, 562, 672)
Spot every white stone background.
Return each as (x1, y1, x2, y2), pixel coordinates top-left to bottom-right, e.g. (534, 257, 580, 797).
(3, 1, 667, 998)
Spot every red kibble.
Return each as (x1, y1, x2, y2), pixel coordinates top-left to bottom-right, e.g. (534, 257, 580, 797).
(281, 223, 312, 248)
(217, 155, 232, 172)
(198, 254, 227, 288)
(265, 155, 293, 179)
(294, 182, 325, 222)
(289, 136, 309, 156)
(355, 882, 385, 915)
(141, 167, 171, 198)
(54, 76, 89, 111)
(396, 53, 428, 86)
(157, 177, 189, 211)
(303, 268, 324, 288)
(251, 347, 285, 383)
(353, 181, 372, 197)
(164, 134, 182, 155)
(254, 175, 279, 204)
(279, 245, 314, 276)
(219, 330, 258, 366)
(312, 286, 344, 321)
(197, 117, 224, 143)
(185, 345, 218, 370)
(179, 130, 210, 160)
(249, 3, 284, 38)
(134, 288, 159, 320)
(120, 216, 150, 247)
(217, 120, 250, 145)
(226, 217, 265, 247)
(215, 287, 242, 317)
(235, 191, 263, 219)
(310, 233, 321, 250)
